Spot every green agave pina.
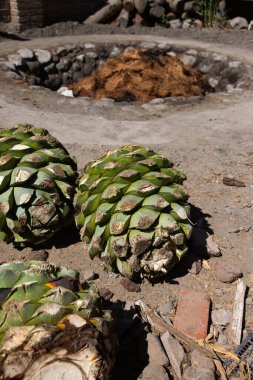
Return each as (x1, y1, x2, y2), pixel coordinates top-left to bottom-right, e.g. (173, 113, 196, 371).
(0, 124, 77, 245)
(74, 145, 193, 280)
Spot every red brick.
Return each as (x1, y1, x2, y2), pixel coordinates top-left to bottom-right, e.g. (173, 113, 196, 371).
(173, 288, 210, 339)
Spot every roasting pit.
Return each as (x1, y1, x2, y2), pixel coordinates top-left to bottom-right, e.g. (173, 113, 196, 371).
(3, 41, 250, 105)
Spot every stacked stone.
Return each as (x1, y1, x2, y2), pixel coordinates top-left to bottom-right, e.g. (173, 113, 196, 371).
(2, 42, 248, 98)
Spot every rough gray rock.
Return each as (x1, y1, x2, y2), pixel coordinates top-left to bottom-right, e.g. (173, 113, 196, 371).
(17, 48, 34, 60)
(217, 332, 228, 345)
(206, 235, 221, 257)
(208, 77, 219, 89)
(183, 367, 215, 380)
(35, 49, 52, 65)
(141, 364, 169, 380)
(180, 54, 196, 67)
(146, 333, 169, 366)
(8, 54, 23, 67)
(83, 270, 96, 281)
(56, 58, 72, 72)
(190, 350, 215, 372)
(169, 19, 182, 29)
(229, 17, 248, 29)
(211, 308, 233, 326)
(44, 62, 57, 74)
(214, 261, 243, 283)
(161, 331, 185, 379)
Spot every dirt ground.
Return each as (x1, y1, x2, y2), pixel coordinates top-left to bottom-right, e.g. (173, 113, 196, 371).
(0, 25, 253, 377)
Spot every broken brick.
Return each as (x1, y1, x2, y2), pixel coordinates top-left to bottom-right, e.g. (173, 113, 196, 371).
(173, 288, 210, 339)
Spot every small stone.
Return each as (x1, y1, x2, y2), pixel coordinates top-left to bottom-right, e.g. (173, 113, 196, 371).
(193, 19, 203, 28)
(83, 270, 96, 281)
(186, 49, 198, 56)
(83, 43, 96, 49)
(214, 260, 243, 283)
(212, 308, 232, 326)
(35, 49, 52, 65)
(184, 1, 194, 12)
(157, 303, 171, 315)
(217, 332, 228, 345)
(139, 42, 157, 49)
(60, 89, 74, 97)
(44, 62, 56, 74)
(229, 61, 241, 68)
(198, 63, 212, 74)
(8, 54, 23, 67)
(167, 51, 177, 57)
(206, 235, 221, 257)
(141, 364, 169, 380)
(169, 19, 182, 29)
(157, 43, 171, 51)
(208, 78, 219, 88)
(56, 58, 72, 72)
(2, 61, 16, 72)
(149, 98, 165, 104)
(223, 176, 245, 187)
(86, 51, 98, 59)
(229, 17, 248, 29)
(161, 331, 185, 378)
(146, 333, 169, 366)
(191, 349, 215, 371)
(182, 21, 191, 29)
(110, 47, 121, 57)
(17, 48, 34, 60)
(120, 277, 141, 292)
(183, 367, 215, 380)
(76, 54, 85, 62)
(180, 54, 196, 67)
(26, 60, 41, 75)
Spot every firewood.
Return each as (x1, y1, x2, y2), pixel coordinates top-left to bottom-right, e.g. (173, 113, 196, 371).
(84, 0, 122, 24)
(231, 279, 246, 345)
(135, 300, 217, 360)
(116, 8, 130, 27)
(134, 0, 148, 14)
(123, 0, 135, 12)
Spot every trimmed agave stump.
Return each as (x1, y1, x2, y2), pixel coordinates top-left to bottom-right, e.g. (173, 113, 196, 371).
(74, 146, 192, 280)
(0, 261, 117, 380)
(0, 124, 77, 245)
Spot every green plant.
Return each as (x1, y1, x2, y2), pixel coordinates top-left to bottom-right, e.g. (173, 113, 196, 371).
(201, 0, 220, 27)
(74, 146, 192, 280)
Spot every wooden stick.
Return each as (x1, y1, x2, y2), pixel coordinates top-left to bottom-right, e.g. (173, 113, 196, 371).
(135, 300, 217, 359)
(84, 0, 122, 24)
(231, 279, 246, 345)
(116, 8, 130, 27)
(123, 0, 135, 12)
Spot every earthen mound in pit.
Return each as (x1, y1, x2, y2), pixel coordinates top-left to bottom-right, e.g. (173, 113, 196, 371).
(71, 48, 207, 102)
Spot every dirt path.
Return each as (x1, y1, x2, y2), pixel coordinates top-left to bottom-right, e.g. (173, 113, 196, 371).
(0, 33, 252, 354)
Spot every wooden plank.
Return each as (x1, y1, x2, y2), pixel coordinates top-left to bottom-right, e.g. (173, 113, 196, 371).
(231, 279, 246, 345)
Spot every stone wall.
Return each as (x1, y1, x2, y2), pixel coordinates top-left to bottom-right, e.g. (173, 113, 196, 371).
(0, 0, 11, 23)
